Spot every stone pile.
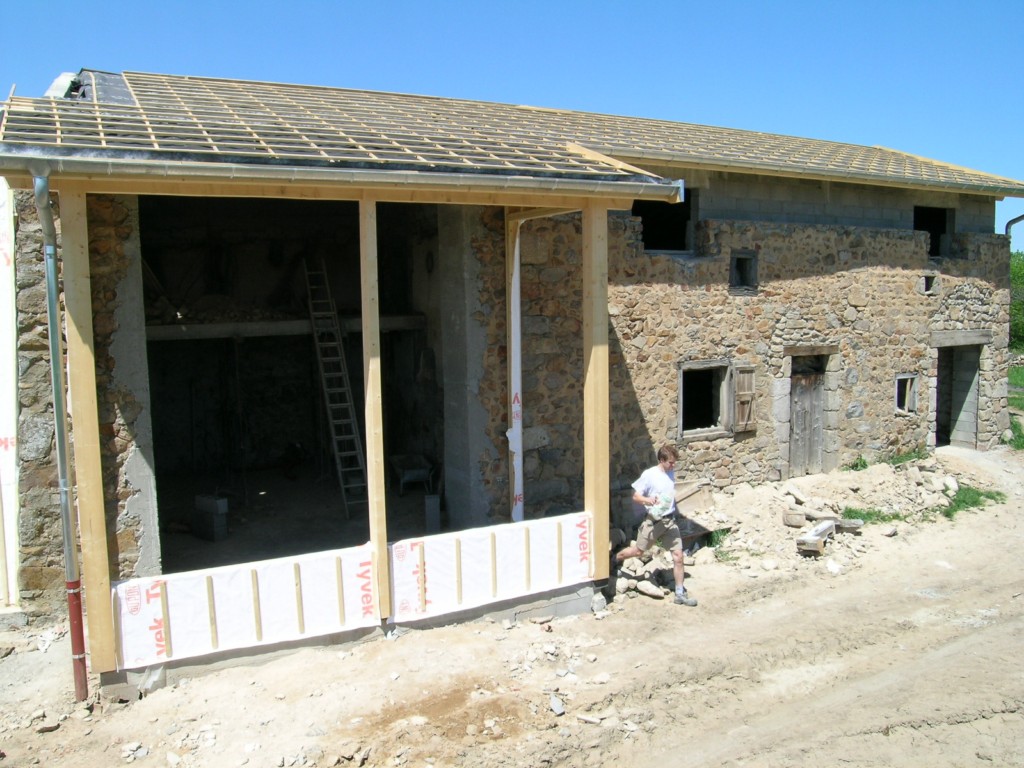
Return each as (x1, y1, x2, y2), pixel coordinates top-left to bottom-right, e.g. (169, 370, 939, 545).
(611, 456, 977, 598)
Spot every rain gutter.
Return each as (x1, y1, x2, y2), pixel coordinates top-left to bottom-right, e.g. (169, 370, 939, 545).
(32, 170, 89, 702)
(0, 151, 682, 202)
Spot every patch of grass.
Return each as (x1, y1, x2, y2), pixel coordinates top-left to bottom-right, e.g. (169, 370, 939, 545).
(708, 528, 737, 562)
(1010, 366, 1024, 389)
(939, 484, 1006, 520)
(886, 447, 928, 466)
(844, 456, 869, 471)
(1010, 394, 1024, 412)
(842, 506, 904, 524)
(1005, 416, 1024, 450)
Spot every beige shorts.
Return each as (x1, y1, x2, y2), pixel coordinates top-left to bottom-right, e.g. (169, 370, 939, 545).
(635, 516, 682, 553)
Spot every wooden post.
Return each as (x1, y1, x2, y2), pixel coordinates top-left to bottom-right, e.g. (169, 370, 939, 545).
(60, 191, 117, 673)
(360, 199, 391, 618)
(582, 203, 610, 579)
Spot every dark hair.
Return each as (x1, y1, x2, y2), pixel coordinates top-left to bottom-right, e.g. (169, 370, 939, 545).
(657, 445, 679, 462)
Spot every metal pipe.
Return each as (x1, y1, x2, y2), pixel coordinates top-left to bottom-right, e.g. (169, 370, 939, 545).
(1005, 213, 1024, 237)
(33, 173, 88, 702)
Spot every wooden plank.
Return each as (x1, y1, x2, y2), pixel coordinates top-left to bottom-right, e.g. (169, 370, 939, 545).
(808, 375, 824, 475)
(582, 203, 609, 580)
(733, 366, 756, 432)
(360, 199, 390, 618)
(293, 563, 305, 635)
(335, 556, 346, 625)
(60, 191, 117, 673)
(34, 178, 637, 211)
(206, 575, 219, 650)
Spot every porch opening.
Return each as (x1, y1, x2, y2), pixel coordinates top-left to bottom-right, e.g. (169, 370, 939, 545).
(138, 196, 444, 572)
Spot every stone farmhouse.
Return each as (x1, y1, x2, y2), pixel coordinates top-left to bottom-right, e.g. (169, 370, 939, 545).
(1, 69, 1021, 685)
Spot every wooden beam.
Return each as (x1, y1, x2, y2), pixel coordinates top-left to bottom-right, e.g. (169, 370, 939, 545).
(505, 207, 579, 223)
(10, 177, 636, 211)
(581, 203, 610, 580)
(360, 199, 391, 618)
(60, 191, 117, 672)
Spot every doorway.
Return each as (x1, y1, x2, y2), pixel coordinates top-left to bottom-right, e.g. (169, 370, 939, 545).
(935, 345, 980, 448)
(790, 354, 827, 476)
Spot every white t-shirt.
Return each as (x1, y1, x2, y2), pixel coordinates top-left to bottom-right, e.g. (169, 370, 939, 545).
(632, 465, 676, 520)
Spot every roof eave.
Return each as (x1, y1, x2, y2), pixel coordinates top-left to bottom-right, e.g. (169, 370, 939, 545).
(608, 149, 1024, 199)
(0, 150, 682, 202)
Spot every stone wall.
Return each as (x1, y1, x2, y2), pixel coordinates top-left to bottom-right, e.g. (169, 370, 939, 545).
(470, 208, 1010, 518)
(12, 191, 62, 599)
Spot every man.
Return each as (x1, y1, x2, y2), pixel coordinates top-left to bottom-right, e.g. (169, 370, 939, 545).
(612, 445, 697, 607)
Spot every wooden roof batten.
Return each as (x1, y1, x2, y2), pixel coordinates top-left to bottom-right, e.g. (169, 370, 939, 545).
(1, 69, 1023, 200)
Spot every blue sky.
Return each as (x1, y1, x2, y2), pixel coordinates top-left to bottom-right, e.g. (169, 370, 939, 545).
(3, 0, 1023, 249)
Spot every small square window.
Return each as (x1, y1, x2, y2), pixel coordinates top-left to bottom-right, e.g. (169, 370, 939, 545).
(730, 250, 758, 291)
(895, 375, 918, 414)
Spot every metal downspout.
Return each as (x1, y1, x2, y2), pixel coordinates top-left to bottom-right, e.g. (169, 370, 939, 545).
(1005, 213, 1024, 237)
(33, 173, 88, 702)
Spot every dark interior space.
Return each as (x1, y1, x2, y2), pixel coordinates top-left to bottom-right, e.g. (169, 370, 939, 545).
(631, 188, 696, 251)
(913, 205, 951, 257)
(682, 368, 720, 430)
(138, 196, 444, 573)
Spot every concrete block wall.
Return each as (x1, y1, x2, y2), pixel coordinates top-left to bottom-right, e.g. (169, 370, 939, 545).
(637, 165, 995, 235)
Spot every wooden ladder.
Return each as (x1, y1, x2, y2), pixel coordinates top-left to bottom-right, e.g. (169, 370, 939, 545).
(304, 260, 367, 517)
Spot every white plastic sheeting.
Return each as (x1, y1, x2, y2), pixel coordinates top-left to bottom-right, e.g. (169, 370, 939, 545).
(113, 543, 377, 670)
(390, 511, 594, 623)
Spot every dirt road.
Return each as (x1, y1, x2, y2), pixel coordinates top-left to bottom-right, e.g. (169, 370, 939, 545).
(1, 446, 1022, 767)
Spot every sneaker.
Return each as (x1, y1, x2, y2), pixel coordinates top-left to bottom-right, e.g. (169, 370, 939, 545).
(673, 591, 698, 607)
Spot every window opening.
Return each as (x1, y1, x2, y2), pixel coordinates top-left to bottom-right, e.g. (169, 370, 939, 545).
(730, 250, 758, 291)
(913, 206, 954, 258)
(791, 354, 827, 375)
(682, 367, 722, 430)
(895, 374, 918, 413)
(923, 274, 936, 294)
(632, 188, 697, 251)
(678, 360, 757, 439)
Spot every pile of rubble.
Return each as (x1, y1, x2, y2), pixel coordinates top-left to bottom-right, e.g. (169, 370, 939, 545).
(610, 455, 972, 599)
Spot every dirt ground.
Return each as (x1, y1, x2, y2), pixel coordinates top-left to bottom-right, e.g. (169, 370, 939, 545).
(1, 444, 1022, 767)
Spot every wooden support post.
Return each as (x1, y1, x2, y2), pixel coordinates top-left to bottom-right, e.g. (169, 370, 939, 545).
(60, 191, 117, 673)
(582, 203, 610, 580)
(360, 199, 391, 618)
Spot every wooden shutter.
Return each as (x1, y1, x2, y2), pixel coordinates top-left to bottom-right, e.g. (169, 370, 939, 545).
(733, 365, 756, 432)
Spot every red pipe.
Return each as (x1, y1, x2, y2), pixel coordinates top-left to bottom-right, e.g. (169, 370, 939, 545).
(67, 580, 88, 700)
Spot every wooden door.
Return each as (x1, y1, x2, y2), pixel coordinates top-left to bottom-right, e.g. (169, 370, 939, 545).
(790, 372, 824, 476)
